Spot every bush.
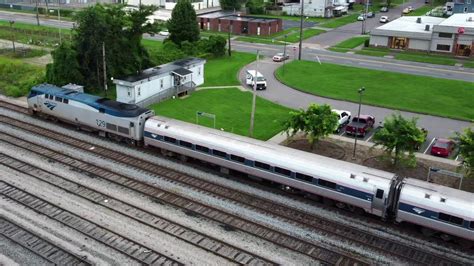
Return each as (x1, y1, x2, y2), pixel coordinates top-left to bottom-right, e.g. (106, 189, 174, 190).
(247, 0, 265, 14)
(364, 39, 370, 47)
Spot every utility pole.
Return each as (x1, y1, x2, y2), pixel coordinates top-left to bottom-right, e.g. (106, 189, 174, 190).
(35, 0, 40, 26)
(228, 24, 232, 56)
(352, 87, 365, 160)
(361, 0, 369, 34)
(9, 21, 15, 53)
(102, 42, 108, 97)
(283, 34, 287, 75)
(58, 0, 62, 44)
(249, 50, 259, 138)
(298, 0, 304, 60)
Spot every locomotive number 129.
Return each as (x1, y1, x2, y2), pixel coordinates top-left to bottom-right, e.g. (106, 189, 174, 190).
(96, 119, 106, 128)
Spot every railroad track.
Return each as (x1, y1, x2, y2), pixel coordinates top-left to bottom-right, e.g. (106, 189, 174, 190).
(0, 100, 29, 114)
(0, 181, 181, 265)
(0, 217, 91, 265)
(0, 153, 275, 265)
(0, 111, 468, 265)
(0, 129, 367, 265)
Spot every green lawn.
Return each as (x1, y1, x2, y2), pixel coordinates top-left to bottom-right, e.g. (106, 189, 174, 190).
(354, 49, 389, 57)
(0, 19, 71, 47)
(0, 57, 45, 97)
(235, 27, 325, 44)
(250, 14, 328, 23)
(234, 36, 284, 45)
(275, 61, 474, 121)
(285, 28, 325, 42)
(148, 88, 293, 140)
(332, 36, 369, 49)
(142, 39, 164, 53)
(201, 51, 257, 87)
(394, 53, 457, 66)
(406, 5, 433, 16)
(319, 14, 360, 28)
(464, 61, 474, 68)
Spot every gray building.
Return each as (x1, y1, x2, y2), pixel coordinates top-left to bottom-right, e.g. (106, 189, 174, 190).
(370, 13, 473, 57)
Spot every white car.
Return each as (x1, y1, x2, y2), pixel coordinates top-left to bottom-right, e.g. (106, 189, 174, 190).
(379, 16, 389, 23)
(332, 109, 352, 133)
(159, 30, 170, 36)
(272, 52, 290, 62)
(357, 14, 366, 21)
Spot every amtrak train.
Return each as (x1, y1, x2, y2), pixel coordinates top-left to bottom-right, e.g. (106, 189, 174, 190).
(27, 84, 474, 246)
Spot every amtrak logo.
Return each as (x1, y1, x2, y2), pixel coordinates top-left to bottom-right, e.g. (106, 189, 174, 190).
(44, 101, 57, 110)
(413, 207, 425, 214)
(151, 134, 157, 139)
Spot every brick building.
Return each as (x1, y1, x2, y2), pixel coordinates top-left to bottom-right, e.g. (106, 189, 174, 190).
(198, 12, 282, 36)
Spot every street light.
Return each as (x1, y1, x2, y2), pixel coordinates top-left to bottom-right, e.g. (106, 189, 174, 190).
(298, 0, 305, 60)
(9, 20, 15, 53)
(352, 87, 365, 160)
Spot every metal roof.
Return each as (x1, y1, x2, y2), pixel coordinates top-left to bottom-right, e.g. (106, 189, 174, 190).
(172, 67, 193, 77)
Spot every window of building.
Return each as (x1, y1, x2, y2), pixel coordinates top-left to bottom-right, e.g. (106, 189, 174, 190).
(319, 179, 337, 190)
(195, 145, 210, 153)
(212, 149, 227, 158)
(138, 87, 141, 96)
(274, 167, 291, 177)
(198, 67, 201, 76)
(179, 140, 193, 149)
(295, 173, 312, 182)
(376, 189, 384, 199)
(254, 161, 270, 170)
(160, 79, 164, 89)
(230, 154, 245, 163)
(164, 136, 176, 144)
(128, 90, 131, 97)
(436, 44, 451, 51)
(438, 32, 452, 38)
(464, 7, 468, 13)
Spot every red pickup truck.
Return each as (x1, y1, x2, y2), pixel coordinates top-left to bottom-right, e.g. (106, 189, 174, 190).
(345, 115, 375, 137)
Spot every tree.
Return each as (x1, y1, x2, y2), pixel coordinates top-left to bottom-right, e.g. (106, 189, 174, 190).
(46, 42, 83, 86)
(220, 0, 246, 10)
(283, 104, 338, 149)
(246, 0, 265, 14)
(453, 127, 474, 177)
(167, 0, 200, 46)
(372, 113, 426, 167)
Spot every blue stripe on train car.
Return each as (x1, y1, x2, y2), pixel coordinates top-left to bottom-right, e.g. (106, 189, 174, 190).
(399, 202, 471, 230)
(144, 130, 374, 202)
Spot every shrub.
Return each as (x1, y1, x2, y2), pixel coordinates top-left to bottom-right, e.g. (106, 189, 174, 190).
(364, 39, 370, 47)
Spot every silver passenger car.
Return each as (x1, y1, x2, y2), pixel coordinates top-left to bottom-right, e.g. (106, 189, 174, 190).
(144, 116, 394, 217)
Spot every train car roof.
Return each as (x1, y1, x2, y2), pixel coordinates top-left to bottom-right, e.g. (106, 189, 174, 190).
(32, 84, 150, 117)
(400, 178, 474, 220)
(145, 116, 395, 190)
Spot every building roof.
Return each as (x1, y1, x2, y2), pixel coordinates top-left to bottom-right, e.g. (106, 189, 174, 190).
(197, 11, 234, 19)
(437, 13, 474, 29)
(172, 68, 193, 77)
(114, 57, 206, 84)
(31, 83, 150, 117)
(371, 16, 445, 39)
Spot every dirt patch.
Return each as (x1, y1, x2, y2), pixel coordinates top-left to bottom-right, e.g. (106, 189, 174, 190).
(285, 135, 473, 192)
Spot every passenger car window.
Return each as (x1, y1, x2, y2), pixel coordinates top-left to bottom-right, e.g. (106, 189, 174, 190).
(295, 173, 312, 182)
(254, 161, 270, 170)
(230, 154, 245, 163)
(213, 150, 227, 158)
(319, 179, 337, 189)
(164, 136, 176, 143)
(274, 167, 291, 177)
(195, 145, 210, 153)
(179, 140, 193, 149)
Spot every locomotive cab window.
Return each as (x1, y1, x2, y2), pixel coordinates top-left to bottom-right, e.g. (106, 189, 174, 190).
(375, 189, 384, 199)
(195, 145, 210, 153)
(179, 140, 193, 149)
(254, 161, 270, 170)
(230, 154, 245, 163)
(275, 167, 291, 177)
(63, 99, 69, 104)
(295, 173, 312, 182)
(55, 97, 63, 102)
(319, 179, 337, 189)
(49, 95, 54, 100)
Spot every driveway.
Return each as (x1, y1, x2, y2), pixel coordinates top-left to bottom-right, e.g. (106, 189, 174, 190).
(306, 0, 427, 47)
(238, 58, 472, 142)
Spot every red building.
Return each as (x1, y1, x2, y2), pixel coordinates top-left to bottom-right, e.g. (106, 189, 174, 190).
(198, 12, 283, 36)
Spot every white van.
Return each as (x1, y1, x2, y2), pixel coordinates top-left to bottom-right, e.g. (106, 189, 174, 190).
(246, 70, 267, 90)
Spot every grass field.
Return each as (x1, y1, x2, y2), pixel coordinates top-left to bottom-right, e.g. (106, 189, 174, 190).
(275, 60, 474, 120)
(0, 20, 71, 47)
(0, 57, 45, 97)
(406, 5, 433, 16)
(394, 53, 457, 66)
(464, 61, 474, 68)
(201, 51, 257, 87)
(148, 88, 293, 140)
(354, 49, 389, 57)
(319, 14, 359, 28)
(235, 27, 325, 44)
(234, 36, 284, 45)
(285, 28, 325, 42)
(332, 36, 369, 49)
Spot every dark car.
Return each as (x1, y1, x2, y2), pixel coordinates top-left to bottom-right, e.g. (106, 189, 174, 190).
(345, 115, 375, 137)
(430, 138, 455, 157)
(380, 6, 389, 12)
(367, 11, 375, 18)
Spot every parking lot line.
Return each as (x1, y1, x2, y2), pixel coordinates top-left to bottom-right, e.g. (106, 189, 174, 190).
(365, 133, 375, 142)
(424, 138, 436, 154)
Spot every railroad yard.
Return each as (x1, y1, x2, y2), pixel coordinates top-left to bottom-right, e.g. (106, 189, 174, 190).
(0, 97, 473, 264)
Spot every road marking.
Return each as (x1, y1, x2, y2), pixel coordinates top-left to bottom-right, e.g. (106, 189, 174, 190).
(317, 53, 474, 76)
(424, 138, 436, 154)
(365, 133, 375, 142)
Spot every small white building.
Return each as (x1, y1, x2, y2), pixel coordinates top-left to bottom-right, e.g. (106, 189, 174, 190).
(282, 0, 335, 18)
(114, 58, 206, 107)
(370, 13, 473, 56)
(126, 0, 220, 10)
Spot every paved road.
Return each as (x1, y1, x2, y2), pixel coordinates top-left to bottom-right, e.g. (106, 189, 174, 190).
(307, 0, 427, 47)
(239, 58, 472, 142)
(0, 11, 74, 29)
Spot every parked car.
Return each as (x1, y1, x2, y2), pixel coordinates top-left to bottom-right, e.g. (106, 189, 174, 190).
(332, 109, 351, 133)
(379, 16, 389, 23)
(357, 14, 366, 21)
(159, 30, 170, 36)
(367, 11, 375, 18)
(345, 115, 375, 137)
(380, 6, 389, 12)
(272, 52, 290, 62)
(430, 138, 455, 157)
(408, 6, 414, 12)
(403, 8, 410, 14)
